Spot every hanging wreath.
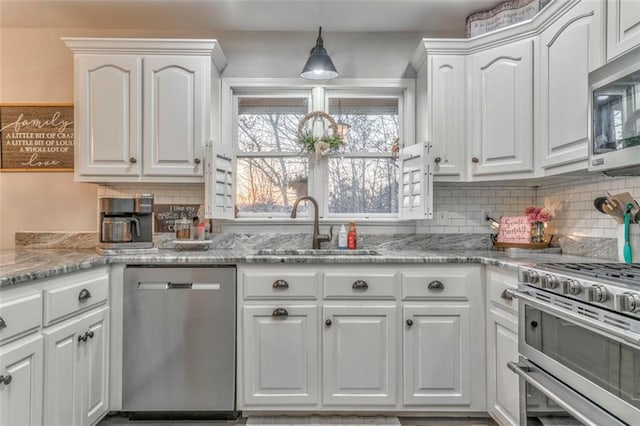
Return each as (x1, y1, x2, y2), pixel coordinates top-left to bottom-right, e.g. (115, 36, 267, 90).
(296, 111, 344, 160)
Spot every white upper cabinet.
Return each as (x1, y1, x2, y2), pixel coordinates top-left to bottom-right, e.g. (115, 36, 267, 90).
(469, 38, 534, 178)
(75, 55, 142, 177)
(143, 56, 208, 177)
(537, 0, 605, 174)
(607, 0, 640, 61)
(64, 38, 226, 183)
(413, 52, 466, 181)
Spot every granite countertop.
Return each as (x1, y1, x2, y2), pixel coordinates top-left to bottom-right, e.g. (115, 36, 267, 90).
(0, 245, 608, 289)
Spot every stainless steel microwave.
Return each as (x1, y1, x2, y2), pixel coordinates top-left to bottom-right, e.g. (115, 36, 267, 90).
(589, 45, 640, 176)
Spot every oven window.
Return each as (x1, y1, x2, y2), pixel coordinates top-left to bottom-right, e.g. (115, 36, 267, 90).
(525, 306, 640, 410)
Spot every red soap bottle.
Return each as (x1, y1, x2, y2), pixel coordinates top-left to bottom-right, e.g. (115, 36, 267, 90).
(347, 222, 357, 250)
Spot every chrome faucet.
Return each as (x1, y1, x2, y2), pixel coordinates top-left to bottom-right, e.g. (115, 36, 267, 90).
(290, 196, 333, 249)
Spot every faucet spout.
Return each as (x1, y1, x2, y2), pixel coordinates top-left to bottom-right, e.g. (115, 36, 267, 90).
(290, 196, 332, 249)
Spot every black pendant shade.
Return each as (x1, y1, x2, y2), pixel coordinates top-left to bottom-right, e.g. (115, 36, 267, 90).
(300, 27, 339, 80)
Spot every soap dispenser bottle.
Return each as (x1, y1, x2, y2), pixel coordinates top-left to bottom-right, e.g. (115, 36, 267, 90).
(338, 225, 348, 249)
(347, 222, 357, 250)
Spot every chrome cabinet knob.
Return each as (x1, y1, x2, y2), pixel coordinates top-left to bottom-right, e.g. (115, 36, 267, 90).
(471, 157, 479, 163)
(434, 157, 442, 164)
(0, 375, 12, 385)
(129, 157, 137, 164)
(588, 285, 608, 303)
(406, 319, 413, 327)
(0, 316, 6, 329)
(617, 292, 640, 313)
(325, 319, 332, 326)
(194, 158, 201, 164)
(87, 331, 94, 340)
(78, 333, 87, 343)
(352, 280, 368, 290)
(562, 279, 581, 295)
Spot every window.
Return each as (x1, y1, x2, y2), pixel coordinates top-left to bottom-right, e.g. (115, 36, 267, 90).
(212, 79, 427, 221)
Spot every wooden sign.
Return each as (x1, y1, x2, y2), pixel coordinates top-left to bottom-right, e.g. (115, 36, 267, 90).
(0, 104, 74, 171)
(497, 216, 532, 243)
(154, 204, 201, 233)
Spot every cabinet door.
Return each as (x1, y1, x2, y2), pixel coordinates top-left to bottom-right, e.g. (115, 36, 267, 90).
(242, 304, 318, 406)
(486, 308, 519, 426)
(403, 304, 471, 406)
(43, 317, 83, 426)
(0, 335, 43, 426)
(428, 55, 466, 180)
(143, 56, 208, 177)
(469, 39, 534, 177)
(538, 0, 604, 171)
(75, 55, 142, 177)
(607, 0, 640, 61)
(322, 304, 397, 406)
(80, 307, 109, 426)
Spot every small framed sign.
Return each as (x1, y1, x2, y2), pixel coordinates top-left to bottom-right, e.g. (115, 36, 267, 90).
(497, 216, 532, 244)
(154, 204, 201, 233)
(0, 104, 74, 171)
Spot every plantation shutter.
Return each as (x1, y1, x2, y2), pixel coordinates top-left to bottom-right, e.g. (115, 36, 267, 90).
(205, 140, 235, 219)
(399, 142, 432, 220)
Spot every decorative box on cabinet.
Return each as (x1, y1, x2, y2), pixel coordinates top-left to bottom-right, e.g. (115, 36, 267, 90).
(63, 38, 227, 183)
(485, 266, 520, 426)
(536, 0, 604, 174)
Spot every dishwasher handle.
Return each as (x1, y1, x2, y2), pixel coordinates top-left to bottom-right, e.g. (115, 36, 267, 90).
(138, 282, 222, 290)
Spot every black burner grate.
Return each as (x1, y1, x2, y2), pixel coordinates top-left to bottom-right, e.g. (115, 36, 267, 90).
(536, 263, 640, 285)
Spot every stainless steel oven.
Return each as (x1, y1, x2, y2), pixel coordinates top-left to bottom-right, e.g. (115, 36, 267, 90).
(511, 263, 640, 426)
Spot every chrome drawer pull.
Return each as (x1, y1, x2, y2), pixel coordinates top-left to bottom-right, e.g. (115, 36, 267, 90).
(352, 280, 368, 290)
(272, 308, 288, 318)
(272, 279, 289, 289)
(78, 288, 92, 301)
(0, 316, 6, 329)
(428, 280, 444, 290)
(500, 289, 515, 300)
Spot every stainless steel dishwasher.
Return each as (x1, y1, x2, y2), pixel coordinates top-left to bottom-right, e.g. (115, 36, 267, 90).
(122, 265, 236, 417)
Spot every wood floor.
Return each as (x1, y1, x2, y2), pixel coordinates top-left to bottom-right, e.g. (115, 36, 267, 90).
(99, 414, 497, 426)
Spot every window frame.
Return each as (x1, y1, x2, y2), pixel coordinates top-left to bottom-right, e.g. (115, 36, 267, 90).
(220, 78, 416, 223)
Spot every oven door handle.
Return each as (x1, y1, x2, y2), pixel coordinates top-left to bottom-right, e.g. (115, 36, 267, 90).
(513, 290, 640, 346)
(507, 360, 627, 426)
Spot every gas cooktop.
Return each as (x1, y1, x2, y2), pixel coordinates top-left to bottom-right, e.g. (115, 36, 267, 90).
(534, 263, 640, 287)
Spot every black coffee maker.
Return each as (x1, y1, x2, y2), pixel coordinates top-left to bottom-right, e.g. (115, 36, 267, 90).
(98, 194, 154, 249)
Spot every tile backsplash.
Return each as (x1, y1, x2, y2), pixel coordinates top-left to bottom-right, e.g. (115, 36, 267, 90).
(99, 174, 640, 241)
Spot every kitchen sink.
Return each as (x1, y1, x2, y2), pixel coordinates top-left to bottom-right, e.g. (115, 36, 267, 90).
(254, 249, 382, 256)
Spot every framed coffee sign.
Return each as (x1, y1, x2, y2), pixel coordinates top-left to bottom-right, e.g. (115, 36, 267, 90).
(0, 104, 74, 171)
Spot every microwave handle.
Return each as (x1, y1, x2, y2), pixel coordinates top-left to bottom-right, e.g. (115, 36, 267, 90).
(508, 360, 627, 426)
(513, 290, 640, 347)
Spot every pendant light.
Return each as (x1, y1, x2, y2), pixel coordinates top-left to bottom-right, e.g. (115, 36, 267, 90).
(300, 27, 339, 80)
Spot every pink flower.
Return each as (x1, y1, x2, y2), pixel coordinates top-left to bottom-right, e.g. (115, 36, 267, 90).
(524, 206, 537, 214)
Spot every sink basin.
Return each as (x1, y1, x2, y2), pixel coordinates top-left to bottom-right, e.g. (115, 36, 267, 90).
(254, 249, 381, 256)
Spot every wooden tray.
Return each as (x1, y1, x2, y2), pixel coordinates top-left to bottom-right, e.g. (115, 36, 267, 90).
(493, 241, 550, 249)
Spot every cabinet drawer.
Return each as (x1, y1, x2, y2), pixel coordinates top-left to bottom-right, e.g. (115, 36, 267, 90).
(0, 292, 42, 345)
(243, 271, 319, 300)
(402, 268, 476, 300)
(323, 272, 397, 299)
(487, 267, 518, 313)
(44, 270, 109, 325)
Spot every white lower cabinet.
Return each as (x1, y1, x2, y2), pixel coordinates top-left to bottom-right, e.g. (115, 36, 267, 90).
(0, 335, 43, 426)
(403, 304, 470, 406)
(322, 304, 397, 406)
(44, 305, 109, 426)
(238, 264, 484, 412)
(242, 304, 319, 406)
(486, 266, 520, 426)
